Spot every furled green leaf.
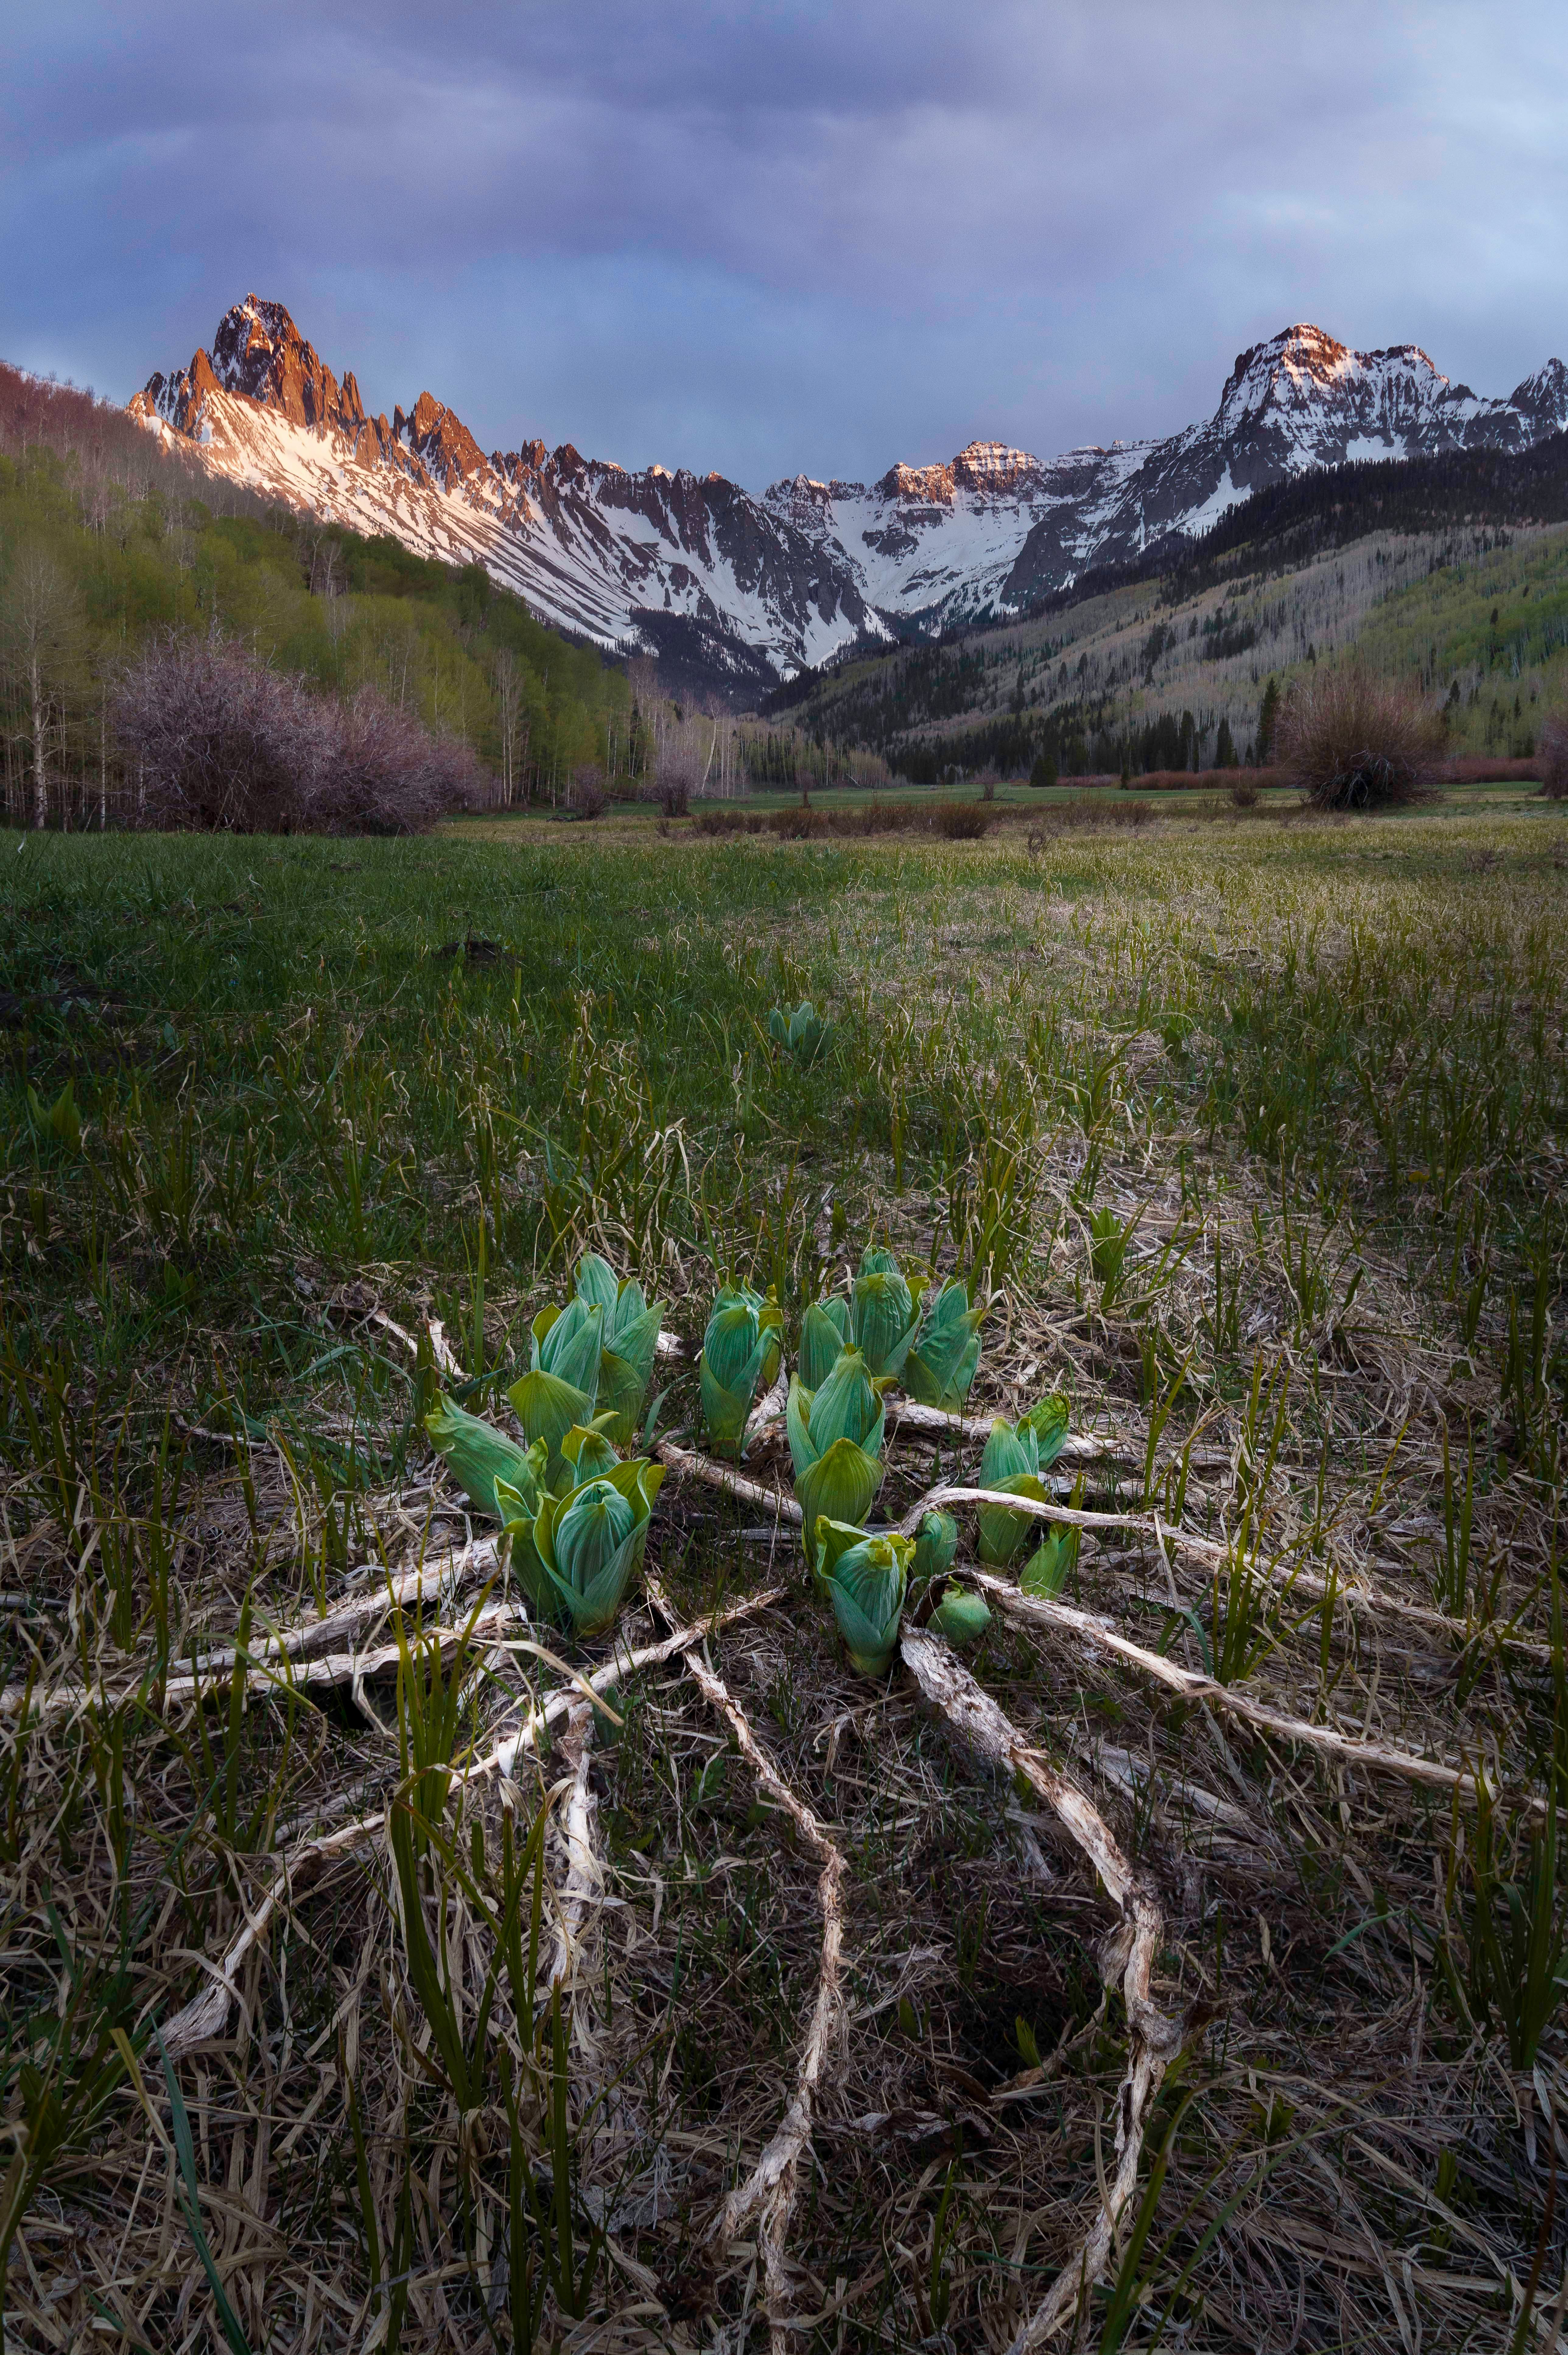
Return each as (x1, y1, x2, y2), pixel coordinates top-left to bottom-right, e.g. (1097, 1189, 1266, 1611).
(533, 1296, 605, 1397)
(769, 1000, 830, 1063)
(799, 1298, 852, 1392)
(797, 1440, 885, 1575)
(911, 1508, 959, 1589)
(493, 1476, 556, 1617)
(976, 1418, 1051, 1565)
(928, 1584, 991, 1646)
(978, 1470, 1051, 1566)
(426, 1396, 547, 1523)
(819, 1521, 913, 1675)
(903, 1279, 987, 1411)
(852, 1249, 921, 1380)
(507, 1367, 598, 1494)
(1019, 1391, 1071, 1468)
(788, 1348, 888, 1573)
(699, 1285, 784, 1458)
(572, 1255, 665, 1445)
(532, 1457, 665, 1636)
(1021, 1522, 1079, 1598)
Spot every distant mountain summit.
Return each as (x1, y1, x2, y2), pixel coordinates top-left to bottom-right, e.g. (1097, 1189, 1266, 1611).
(132, 298, 1568, 699)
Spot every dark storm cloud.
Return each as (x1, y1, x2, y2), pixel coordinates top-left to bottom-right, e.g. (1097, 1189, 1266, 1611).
(2, 2, 1565, 487)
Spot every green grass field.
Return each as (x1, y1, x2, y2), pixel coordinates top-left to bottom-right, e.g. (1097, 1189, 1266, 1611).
(1, 796, 1565, 2354)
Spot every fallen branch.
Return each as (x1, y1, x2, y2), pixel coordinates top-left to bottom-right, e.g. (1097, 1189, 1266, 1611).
(906, 1484, 1552, 1661)
(655, 1439, 802, 1522)
(898, 1626, 1181, 2352)
(647, 1574, 846, 2355)
(547, 1696, 603, 2007)
(159, 1587, 786, 2055)
(971, 1569, 1553, 1817)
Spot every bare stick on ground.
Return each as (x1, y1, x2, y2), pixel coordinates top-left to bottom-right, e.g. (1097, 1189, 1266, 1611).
(973, 1568, 1554, 1815)
(646, 1573, 847, 2355)
(160, 1586, 786, 2056)
(899, 1626, 1183, 2351)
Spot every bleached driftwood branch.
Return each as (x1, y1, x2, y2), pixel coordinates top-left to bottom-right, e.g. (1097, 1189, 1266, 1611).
(972, 1569, 1551, 1816)
(898, 1626, 1182, 2352)
(647, 1573, 846, 2355)
(159, 1587, 785, 2056)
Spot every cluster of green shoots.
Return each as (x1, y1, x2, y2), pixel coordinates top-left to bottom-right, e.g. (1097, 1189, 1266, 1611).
(425, 1245, 1081, 1678)
(700, 1246, 1079, 1676)
(426, 1254, 666, 1637)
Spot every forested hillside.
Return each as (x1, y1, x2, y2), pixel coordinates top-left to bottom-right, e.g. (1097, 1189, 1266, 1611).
(0, 366, 629, 827)
(769, 436, 1568, 779)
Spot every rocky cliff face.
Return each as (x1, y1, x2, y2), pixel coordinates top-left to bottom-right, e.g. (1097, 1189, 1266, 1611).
(132, 300, 1568, 697)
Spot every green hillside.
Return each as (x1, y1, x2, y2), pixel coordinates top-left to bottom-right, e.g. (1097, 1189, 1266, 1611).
(0, 366, 630, 826)
(776, 519, 1568, 778)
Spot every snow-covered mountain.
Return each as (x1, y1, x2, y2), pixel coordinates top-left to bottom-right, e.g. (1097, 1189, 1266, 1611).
(132, 301, 1568, 696)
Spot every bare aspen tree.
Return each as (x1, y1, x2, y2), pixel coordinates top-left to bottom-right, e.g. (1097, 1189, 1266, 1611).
(0, 543, 82, 829)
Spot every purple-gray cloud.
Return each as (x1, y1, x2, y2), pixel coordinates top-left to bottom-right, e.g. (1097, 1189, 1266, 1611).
(2, 0, 1565, 489)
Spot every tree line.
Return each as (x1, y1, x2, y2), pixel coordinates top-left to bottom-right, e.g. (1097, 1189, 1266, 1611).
(0, 364, 630, 828)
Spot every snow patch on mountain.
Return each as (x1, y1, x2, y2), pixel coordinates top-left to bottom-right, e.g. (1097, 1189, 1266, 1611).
(131, 303, 1568, 696)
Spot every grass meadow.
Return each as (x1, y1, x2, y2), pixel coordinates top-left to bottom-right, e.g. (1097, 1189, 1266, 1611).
(1, 788, 1566, 2354)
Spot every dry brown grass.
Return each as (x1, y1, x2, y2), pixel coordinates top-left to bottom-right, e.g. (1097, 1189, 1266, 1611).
(2, 815, 1564, 2355)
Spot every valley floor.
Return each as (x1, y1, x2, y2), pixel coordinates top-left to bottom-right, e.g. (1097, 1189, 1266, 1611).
(2, 802, 1565, 2354)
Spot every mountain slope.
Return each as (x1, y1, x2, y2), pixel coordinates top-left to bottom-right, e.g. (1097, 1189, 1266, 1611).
(132, 299, 1568, 696)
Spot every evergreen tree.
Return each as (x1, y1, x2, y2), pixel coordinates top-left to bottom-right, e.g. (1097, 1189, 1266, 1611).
(1257, 677, 1281, 764)
(1029, 749, 1058, 789)
(1214, 715, 1237, 769)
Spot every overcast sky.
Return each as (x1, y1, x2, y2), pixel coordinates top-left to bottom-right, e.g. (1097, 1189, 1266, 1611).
(3, 1, 1565, 491)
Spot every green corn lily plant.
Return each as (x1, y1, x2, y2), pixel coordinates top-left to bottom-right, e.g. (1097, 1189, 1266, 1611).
(817, 1518, 914, 1675)
(911, 1508, 958, 1590)
(802, 1250, 987, 1406)
(572, 1251, 664, 1446)
(425, 1394, 549, 1524)
(903, 1278, 988, 1411)
(788, 1348, 889, 1576)
(530, 1453, 665, 1637)
(976, 1396, 1071, 1566)
(802, 1246, 920, 1384)
(768, 1000, 830, 1063)
(928, 1584, 991, 1646)
(507, 1295, 605, 1491)
(699, 1283, 784, 1459)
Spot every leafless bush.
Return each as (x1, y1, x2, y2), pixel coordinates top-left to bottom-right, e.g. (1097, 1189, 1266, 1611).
(320, 688, 484, 832)
(113, 635, 479, 833)
(1539, 707, 1568, 799)
(650, 744, 700, 817)
(974, 767, 999, 804)
(570, 763, 609, 820)
(1229, 774, 1260, 810)
(1032, 794, 1156, 833)
(933, 801, 991, 838)
(1280, 665, 1443, 809)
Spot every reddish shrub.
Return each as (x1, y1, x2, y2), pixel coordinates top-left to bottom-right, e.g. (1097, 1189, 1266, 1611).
(113, 634, 479, 833)
(570, 763, 609, 819)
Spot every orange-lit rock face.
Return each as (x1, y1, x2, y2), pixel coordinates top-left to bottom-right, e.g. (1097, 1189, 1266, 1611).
(129, 292, 1568, 702)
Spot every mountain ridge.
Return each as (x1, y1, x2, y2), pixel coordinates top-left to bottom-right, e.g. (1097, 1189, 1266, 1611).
(132, 297, 1568, 701)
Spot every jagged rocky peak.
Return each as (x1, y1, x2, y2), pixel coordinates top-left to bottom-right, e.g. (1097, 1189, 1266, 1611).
(393, 389, 490, 487)
(950, 440, 1042, 493)
(1214, 323, 1486, 438)
(210, 293, 366, 435)
(1511, 358, 1568, 429)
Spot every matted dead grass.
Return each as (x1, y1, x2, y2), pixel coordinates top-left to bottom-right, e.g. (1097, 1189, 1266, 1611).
(1, 811, 1564, 2354)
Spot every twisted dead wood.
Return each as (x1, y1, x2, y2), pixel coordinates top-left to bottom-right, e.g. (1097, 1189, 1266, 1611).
(646, 1575, 846, 2355)
(898, 1626, 1182, 2352)
(160, 1588, 784, 2056)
